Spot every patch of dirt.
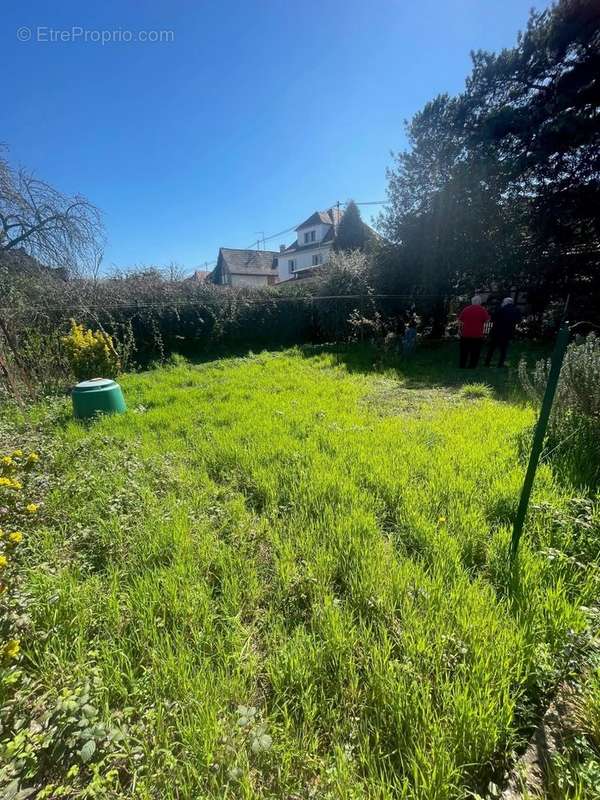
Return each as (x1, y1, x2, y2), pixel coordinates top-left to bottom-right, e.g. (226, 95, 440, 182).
(501, 683, 578, 799)
(362, 378, 461, 417)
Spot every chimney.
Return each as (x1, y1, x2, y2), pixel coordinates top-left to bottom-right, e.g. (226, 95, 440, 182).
(279, 244, 286, 252)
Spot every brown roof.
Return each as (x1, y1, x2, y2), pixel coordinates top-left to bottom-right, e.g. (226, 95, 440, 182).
(185, 269, 211, 283)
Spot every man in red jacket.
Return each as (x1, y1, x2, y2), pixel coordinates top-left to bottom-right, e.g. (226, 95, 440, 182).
(458, 295, 490, 368)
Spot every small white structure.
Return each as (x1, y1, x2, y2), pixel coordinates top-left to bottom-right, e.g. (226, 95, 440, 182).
(277, 208, 342, 283)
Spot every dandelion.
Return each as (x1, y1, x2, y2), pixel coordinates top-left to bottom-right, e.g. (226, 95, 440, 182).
(438, 516, 447, 524)
(27, 452, 40, 464)
(26, 503, 38, 514)
(0, 477, 21, 489)
(4, 639, 20, 659)
(1, 456, 13, 467)
(11, 450, 23, 458)
(0, 555, 8, 568)
(8, 532, 23, 544)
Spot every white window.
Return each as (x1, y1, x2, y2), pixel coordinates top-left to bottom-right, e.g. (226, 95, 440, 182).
(288, 259, 295, 273)
(303, 230, 316, 244)
(312, 254, 322, 266)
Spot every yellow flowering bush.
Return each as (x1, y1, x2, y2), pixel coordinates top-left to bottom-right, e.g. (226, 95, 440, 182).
(62, 320, 121, 381)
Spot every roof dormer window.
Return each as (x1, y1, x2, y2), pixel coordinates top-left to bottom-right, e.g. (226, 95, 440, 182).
(303, 230, 316, 244)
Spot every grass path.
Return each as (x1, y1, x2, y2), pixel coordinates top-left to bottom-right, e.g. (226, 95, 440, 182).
(1, 345, 598, 799)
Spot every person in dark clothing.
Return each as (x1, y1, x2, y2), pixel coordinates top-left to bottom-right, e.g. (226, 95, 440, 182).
(458, 295, 490, 368)
(485, 297, 521, 367)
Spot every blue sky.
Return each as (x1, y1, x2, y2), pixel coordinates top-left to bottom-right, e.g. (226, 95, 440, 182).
(2, 0, 551, 273)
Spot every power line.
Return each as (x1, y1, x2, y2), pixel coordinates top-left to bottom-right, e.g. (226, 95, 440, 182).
(198, 198, 386, 271)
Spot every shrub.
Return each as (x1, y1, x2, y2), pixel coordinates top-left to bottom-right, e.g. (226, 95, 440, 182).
(519, 333, 600, 488)
(460, 383, 492, 401)
(61, 321, 121, 381)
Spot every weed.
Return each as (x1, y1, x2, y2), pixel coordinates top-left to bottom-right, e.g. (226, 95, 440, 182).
(0, 343, 597, 799)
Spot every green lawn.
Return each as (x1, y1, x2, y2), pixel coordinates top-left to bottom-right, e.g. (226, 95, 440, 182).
(1, 343, 598, 799)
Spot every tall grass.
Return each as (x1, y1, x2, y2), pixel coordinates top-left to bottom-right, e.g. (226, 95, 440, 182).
(1, 344, 598, 798)
(519, 332, 600, 490)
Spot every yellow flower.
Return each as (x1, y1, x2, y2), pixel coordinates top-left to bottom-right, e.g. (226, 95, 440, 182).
(26, 503, 38, 514)
(11, 450, 23, 458)
(0, 477, 21, 489)
(2, 456, 13, 467)
(4, 639, 20, 659)
(8, 532, 23, 544)
(0, 555, 8, 568)
(438, 516, 447, 524)
(27, 452, 40, 463)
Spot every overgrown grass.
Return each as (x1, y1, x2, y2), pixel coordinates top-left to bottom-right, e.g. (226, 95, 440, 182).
(1, 343, 598, 799)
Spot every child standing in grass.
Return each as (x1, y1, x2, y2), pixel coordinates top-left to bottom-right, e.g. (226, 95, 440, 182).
(403, 315, 418, 357)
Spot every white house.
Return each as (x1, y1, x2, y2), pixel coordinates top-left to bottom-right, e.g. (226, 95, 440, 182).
(210, 205, 374, 287)
(277, 208, 342, 283)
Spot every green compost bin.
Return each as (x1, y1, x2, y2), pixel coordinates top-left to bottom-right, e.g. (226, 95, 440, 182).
(72, 378, 126, 420)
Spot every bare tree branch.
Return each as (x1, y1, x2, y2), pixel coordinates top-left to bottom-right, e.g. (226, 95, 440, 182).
(0, 146, 104, 273)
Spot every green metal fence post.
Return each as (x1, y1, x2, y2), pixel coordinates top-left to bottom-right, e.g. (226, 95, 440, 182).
(510, 322, 571, 560)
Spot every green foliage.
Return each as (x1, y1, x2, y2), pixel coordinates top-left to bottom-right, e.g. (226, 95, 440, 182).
(460, 382, 493, 400)
(378, 0, 600, 326)
(1, 675, 129, 797)
(0, 343, 598, 797)
(519, 333, 600, 488)
(61, 321, 121, 381)
(545, 655, 600, 799)
(333, 200, 367, 252)
(313, 250, 377, 340)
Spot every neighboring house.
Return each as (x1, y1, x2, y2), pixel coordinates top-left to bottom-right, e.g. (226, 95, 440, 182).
(185, 269, 211, 283)
(210, 248, 279, 287)
(277, 208, 342, 283)
(211, 205, 375, 287)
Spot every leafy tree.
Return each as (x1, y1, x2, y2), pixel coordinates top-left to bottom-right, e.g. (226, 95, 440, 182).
(378, 0, 600, 328)
(464, 0, 600, 304)
(334, 200, 367, 252)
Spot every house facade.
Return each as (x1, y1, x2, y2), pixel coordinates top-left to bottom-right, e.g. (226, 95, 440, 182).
(211, 248, 279, 287)
(277, 208, 342, 283)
